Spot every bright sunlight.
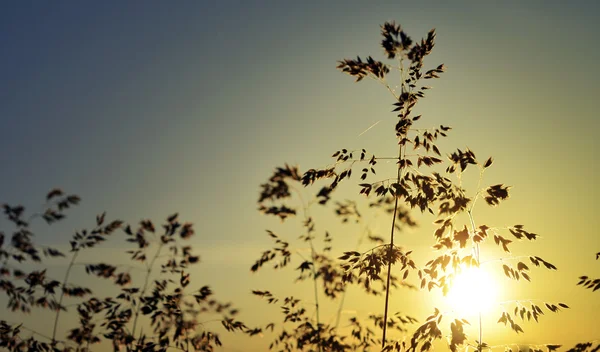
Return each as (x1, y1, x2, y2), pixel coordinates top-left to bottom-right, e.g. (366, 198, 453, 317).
(447, 266, 498, 316)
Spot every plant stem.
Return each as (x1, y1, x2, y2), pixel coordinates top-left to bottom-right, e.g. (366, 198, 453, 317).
(85, 328, 92, 352)
(381, 62, 409, 347)
(131, 242, 164, 342)
(335, 219, 369, 330)
(334, 289, 347, 329)
(382, 145, 403, 348)
(479, 310, 482, 352)
(186, 332, 190, 352)
(309, 240, 323, 352)
(290, 185, 323, 352)
(3, 320, 57, 344)
(468, 210, 482, 352)
(51, 249, 79, 345)
(469, 166, 486, 352)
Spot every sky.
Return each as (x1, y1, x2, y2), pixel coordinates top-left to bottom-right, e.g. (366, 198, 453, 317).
(0, 1, 599, 351)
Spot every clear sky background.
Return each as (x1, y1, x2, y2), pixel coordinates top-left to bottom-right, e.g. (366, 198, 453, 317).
(1, 1, 599, 351)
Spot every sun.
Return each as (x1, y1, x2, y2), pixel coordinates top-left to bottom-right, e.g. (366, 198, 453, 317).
(446, 266, 498, 316)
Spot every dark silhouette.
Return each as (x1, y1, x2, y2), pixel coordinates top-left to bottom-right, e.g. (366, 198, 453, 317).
(0, 190, 252, 351)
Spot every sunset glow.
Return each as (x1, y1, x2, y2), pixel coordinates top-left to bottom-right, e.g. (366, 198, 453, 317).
(447, 266, 498, 317)
(1, 2, 599, 350)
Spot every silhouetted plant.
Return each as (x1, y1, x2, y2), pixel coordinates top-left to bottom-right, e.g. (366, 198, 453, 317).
(290, 21, 571, 352)
(564, 253, 600, 351)
(0, 189, 249, 351)
(253, 164, 419, 350)
(3, 20, 596, 352)
(577, 252, 600, 292)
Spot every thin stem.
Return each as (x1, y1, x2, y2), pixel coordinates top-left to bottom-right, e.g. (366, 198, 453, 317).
(310, 241, 322, 352)
(495, 298, 549, 306)
(370, 74, 399, 100)
(478, 311, 482, 352)
(468, 209, 482, 352)
(334, 290, 347, 329)
(469, 167, 485, 214)
(382, 144, 403, 348)
(51, 249, 79, 345)
(182, 297, 190, 352)
(3, 320, 62, 344)
(469, 165, 486, 351)
(381, 57, 411, 347)
(131, 242, 164, 342)
(479, 255, 532, 266)
(85, 329, 92, 352)
(334, 217, 373, 330)
(289, 184, 322, 352)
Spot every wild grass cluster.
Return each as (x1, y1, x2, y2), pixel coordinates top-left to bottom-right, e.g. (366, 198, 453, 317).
(1, 21, 598, 352)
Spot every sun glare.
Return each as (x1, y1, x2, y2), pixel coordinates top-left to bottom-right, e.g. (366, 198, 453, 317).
(447, 266, 498, 316)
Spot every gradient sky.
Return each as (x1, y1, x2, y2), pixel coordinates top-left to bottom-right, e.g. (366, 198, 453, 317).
(1, 1, 599, 351)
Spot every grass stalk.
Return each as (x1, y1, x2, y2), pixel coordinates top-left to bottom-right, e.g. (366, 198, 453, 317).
(381, 61, 409, 348)
(131, 242, 164, 343)
(51, 249, 79, 346)
(468, 209, 482, 352)
(381, 144, 403, 348)
(291, 185, 323, 352)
